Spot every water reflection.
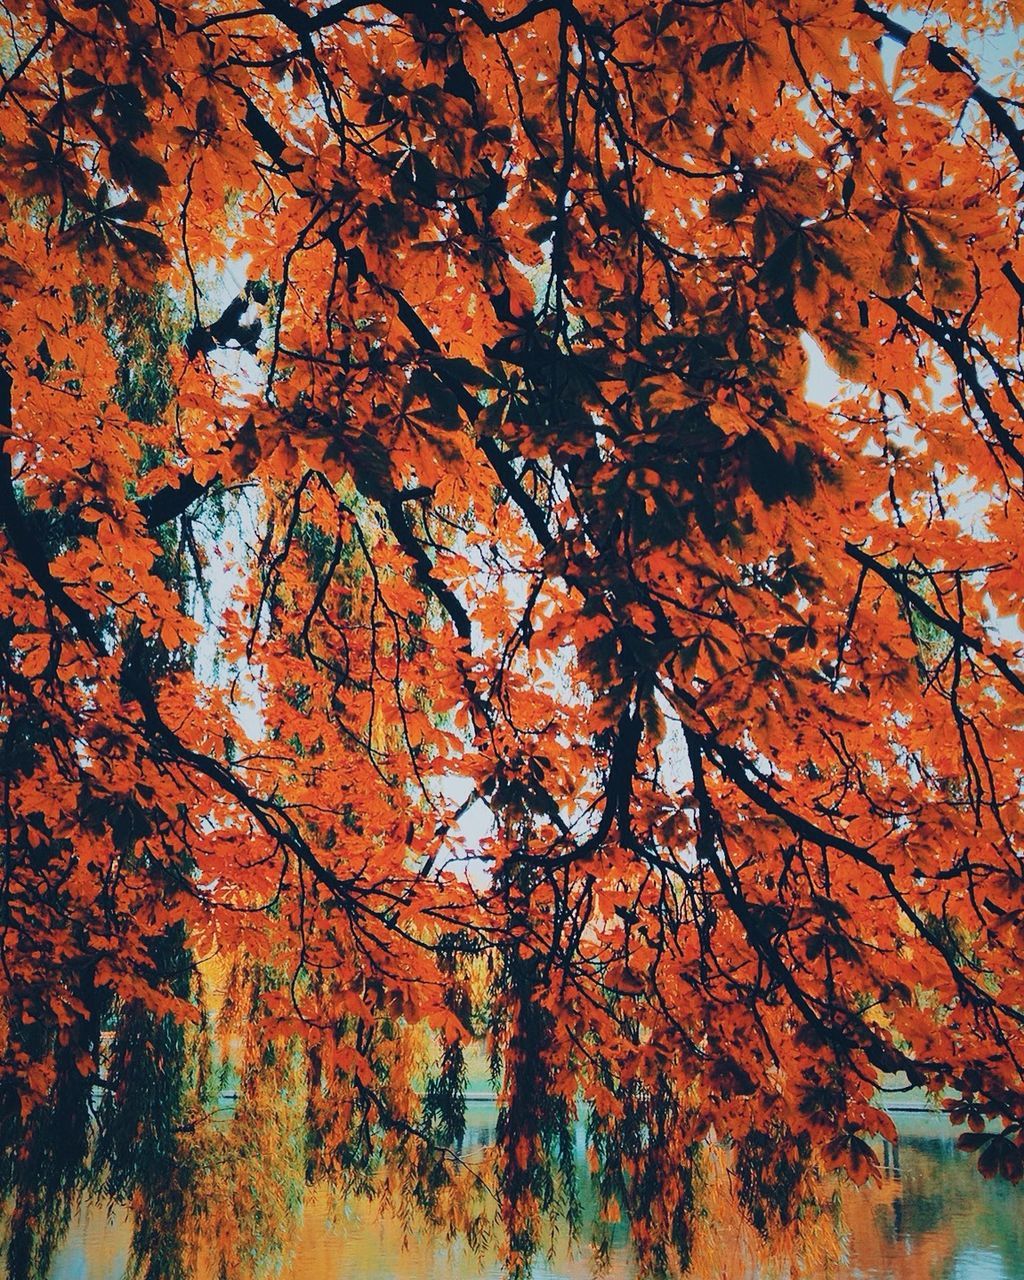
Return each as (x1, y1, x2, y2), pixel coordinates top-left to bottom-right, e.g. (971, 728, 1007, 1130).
(49, 1107, 1024, 1280)
(841, 1113, 1024, 1280)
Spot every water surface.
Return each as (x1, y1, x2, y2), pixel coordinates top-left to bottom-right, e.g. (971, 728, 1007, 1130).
(49, 1106, 1024, 1280)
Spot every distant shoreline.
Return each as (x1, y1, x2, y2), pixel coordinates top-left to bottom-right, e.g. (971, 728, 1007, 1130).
(209, 1088, 943, 1113)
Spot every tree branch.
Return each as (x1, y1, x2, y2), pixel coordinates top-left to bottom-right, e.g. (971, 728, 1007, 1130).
(844, 539, 1024, 700)
(856, 0, 1024, 170)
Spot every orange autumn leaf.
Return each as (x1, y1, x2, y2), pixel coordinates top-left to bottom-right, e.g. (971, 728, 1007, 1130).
(3, 1, 1024, 1277)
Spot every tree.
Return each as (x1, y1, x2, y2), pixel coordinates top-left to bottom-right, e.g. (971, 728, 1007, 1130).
(3, 0, 1024, 1273)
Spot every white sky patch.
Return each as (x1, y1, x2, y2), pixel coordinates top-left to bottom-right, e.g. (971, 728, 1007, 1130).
(801, 331, 844, 407)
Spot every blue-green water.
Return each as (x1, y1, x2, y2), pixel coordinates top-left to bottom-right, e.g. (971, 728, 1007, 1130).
(48, 1107, 1024, 1280)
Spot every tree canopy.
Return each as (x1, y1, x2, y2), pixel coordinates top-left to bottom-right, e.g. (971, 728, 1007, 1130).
(4, 0, 1024, 1274)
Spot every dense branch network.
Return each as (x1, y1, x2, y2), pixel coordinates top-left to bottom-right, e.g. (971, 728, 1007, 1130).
(4, 0, 1024, 1274)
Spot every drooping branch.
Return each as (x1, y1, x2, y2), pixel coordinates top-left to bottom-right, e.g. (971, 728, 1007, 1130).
(121, 634, 360, 909)
(0, 368, 105, 654)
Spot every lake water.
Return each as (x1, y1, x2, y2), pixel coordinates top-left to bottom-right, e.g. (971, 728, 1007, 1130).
(49, 1105, 1024, 1280)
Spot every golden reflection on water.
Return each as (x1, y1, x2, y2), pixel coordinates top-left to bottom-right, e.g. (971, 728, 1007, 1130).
(50, 1194, 634, 1280)
(50, 1110, 1024, 1280)
(836, 1113, 1024, 1280)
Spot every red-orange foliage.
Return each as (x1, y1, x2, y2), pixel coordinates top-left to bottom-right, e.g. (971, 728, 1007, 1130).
(3, 0, 1024, 1273)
